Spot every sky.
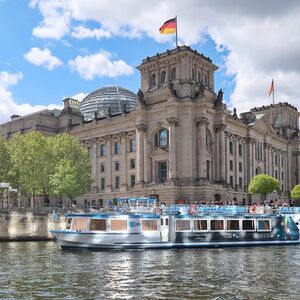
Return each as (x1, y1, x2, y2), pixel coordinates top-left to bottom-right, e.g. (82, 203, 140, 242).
(0, 0, 300, 124)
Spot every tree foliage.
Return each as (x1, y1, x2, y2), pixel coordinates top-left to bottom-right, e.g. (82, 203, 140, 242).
(291, 184, 300, 199)
(2, 132, 91, 204)
(248, 174, 280, 197)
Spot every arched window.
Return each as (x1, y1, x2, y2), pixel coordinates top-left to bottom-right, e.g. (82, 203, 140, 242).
(150, 74, 156, 87)
(170, 68, 176, 81)
(192, 68, 195, 81)
(160, 71, 166, 83)
(155, 128, 169, 148)
(255, 167, 261, 175)
(274, 115, 280, 126)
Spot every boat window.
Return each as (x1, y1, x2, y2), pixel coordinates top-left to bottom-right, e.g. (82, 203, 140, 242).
(111, 219, 128, 232)
(66, 218, 72, 229)
(210, 220, 224, 231)
(226, 219, 240, 231)
(90, 219, 106, 231)
(142, 219, 158, 231)
(161, 219, 164, 226)
(176, 219, 191, 231)
(193, 219, 207, 231)
(165, 218, 169, 226)
(242, 219, 255, 231)
(257, 219, 271, 231)
(71, 218, 90, 231)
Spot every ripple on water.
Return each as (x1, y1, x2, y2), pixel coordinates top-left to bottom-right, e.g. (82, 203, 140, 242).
(1, 243, 300, 299)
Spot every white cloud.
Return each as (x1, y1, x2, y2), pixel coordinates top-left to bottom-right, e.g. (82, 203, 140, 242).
(0, 70, 61, 124)
(71, 25, 111, 39)
(29, 0, 300, 112)
(24, 47, 63, 70)
(68, 51, 134, 80)
(70, 92, 87, 101)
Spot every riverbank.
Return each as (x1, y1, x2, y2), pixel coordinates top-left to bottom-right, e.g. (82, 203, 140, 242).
(0, 211, 65, 242)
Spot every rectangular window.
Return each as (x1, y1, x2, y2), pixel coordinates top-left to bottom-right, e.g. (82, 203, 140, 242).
(242, 219, 255, 231)
(71, 218, 90, 231)
(230, 160, 233, 171)
(239, 144, 242, 156)
(229, 141, 233, 154)
(100, 163, 105, 173)
(206, 160, 210, 180)
(239, 162, 242, 172)
(130, 175, 135, 188)
(115, 161, 120, 171)
(275, 170, 278, 179)
(230, 176, 233, 188)
(175, 219, 191, 231)
(193, 219, 208, 231)
(281, 157, 284, 166)
(66, 218, 72, 229)
(142, 219, 158, 231)
(114, 142, 121, 154)
(130, 159, 135, 169)
(90, 219, 106, 231)
(129, 139, 136, 152)
(88, 147, 93, 157)
(281, 172, 284, 180)
(275, 154, 278, 166)
(157, 161, 168, 183)
(100, 178, 105, 190)
(210, 220, 224, 231)
(239, 177, 242, 188)
(226, 219, 240, 231)
(115, 176, 120, 189)
(110, 219, 128, 232)
(257, 219, 271, 231)
(100, 144, 106, 156)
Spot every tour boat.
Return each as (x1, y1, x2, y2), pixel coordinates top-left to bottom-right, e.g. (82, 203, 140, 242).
(50, 197, 300, 250)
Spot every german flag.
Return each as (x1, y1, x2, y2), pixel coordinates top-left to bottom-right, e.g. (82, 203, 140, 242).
(268, 79, 274, 97)
(159, 18, 176, 34)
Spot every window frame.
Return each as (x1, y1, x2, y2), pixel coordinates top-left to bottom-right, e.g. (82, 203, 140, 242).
(110, 218, 128, 233)
(175, 219, 191, 232)
(193, 219, 209, 232)
(226, 219, 240, 232)
(141, 219, 159, 232)
(210, 219, 225, 232)
(242, 219, 256, 232)
(257, 219, 271, 232)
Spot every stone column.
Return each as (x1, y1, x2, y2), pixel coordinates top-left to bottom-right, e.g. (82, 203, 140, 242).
(167, 117, 179, 180)
(136, 124, 147, 184)
(105, 136, 112, 193)
(120, 132, 127, 192)
(91, 139, 98, 193)
(296, 151, 300, 184)
(218, 124, 227, 183)
(196, 117, 209, 179)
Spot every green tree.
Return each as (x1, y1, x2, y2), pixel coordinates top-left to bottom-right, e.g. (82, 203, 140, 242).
(48, 134, 92, 201)
(9, 132, 52, 207)
(0, 136, 11, 208)
(248, 174, 280, 199)
(291, 184, 300, 200)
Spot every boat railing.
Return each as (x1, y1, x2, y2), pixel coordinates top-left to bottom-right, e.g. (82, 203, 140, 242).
(162, 205, 300, 215)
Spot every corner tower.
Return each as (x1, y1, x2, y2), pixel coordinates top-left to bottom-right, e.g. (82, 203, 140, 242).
(137, 45, 218, 105)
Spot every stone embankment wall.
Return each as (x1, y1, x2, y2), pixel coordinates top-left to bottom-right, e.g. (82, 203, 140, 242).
(0, 211, 65, 241)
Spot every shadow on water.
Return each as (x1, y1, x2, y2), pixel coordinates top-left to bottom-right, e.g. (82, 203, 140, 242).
(0, 242, 300, 299)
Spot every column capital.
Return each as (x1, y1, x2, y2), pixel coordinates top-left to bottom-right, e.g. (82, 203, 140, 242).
(195, 116, 209, 126)
(135, 123, 147, 132)
(166, 117, 179, 126)
(213, 123, 227, 131)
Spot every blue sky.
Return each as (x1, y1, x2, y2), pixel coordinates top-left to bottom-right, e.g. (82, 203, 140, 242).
(0, 0, 299, 123)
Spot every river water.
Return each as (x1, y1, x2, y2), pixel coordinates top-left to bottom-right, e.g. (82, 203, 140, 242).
(0, 242, 299, 299)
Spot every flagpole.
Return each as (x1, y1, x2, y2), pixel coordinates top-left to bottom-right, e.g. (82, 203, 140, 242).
(175, 15, 178, 47)
(272, 79, 275, 105)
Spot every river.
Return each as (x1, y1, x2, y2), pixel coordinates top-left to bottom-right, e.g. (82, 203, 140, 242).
(0, 242, 299, 299)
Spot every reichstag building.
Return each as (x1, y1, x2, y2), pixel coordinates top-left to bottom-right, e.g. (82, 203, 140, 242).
(1, 46, 300, 204)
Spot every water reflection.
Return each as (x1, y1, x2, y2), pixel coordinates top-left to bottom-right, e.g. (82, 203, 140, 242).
(0, 242, 299, 299)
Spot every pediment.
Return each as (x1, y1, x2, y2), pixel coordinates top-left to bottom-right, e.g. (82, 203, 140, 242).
(151, 147, 169, 156)
(251, 114, 276, 135)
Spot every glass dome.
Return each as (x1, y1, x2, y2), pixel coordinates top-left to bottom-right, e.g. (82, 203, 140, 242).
(78, 86, 138, 121)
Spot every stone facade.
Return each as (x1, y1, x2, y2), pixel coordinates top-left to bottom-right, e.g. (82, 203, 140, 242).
(1, 46, 300, 204)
